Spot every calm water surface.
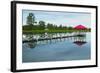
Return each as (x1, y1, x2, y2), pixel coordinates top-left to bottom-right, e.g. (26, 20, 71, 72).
(22, 32, 91, 63)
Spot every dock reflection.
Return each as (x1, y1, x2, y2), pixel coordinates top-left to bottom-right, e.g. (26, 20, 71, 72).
(23, 32, 87, 48)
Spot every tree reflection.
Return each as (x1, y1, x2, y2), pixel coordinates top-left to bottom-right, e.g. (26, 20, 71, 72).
(23, 34, 37, 48)
(28, 42, 37, 48)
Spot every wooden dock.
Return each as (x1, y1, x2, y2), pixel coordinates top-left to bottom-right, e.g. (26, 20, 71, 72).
(23, 33, 86, 43)
(23, 35, 73, 43)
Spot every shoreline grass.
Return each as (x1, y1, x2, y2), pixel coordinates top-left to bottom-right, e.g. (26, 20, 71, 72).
(23, 29, 91, 34)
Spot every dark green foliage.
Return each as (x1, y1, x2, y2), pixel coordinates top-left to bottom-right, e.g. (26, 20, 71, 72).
(27, 13, 35, 25)
(38, 21, 45, 30)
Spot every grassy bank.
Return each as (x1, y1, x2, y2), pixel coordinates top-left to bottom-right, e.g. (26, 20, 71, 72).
(23, 29, 91, 34)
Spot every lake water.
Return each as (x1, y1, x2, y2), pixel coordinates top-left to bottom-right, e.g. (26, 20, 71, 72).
(22, 32, 91, 63)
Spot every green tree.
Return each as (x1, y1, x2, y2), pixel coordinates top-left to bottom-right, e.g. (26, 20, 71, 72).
(59, 25, 63, 30)
(27, 13, 35, 25)
(39, 21, 45, 30)
(67, 26, 73, 30)
(47, 23, 54, 30)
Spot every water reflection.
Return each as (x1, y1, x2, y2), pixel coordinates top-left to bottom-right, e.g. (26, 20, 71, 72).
(23, 32, 87, 49)
(27, 42, 37, 48)
(22, 32, 90, 62)
(73, 33, 87, 46)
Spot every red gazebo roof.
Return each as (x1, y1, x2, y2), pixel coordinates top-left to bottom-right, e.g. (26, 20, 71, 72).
(74, 25, 87, 30)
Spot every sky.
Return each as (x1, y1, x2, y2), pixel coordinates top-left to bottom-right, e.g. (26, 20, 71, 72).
(22, 10, 91, 28)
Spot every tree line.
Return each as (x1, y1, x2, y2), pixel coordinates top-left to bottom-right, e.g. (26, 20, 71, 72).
(23, 13, 90, 32)
(23, 13, 74, 30)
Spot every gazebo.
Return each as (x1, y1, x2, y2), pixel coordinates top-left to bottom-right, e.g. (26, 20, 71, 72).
(74, 25, 87, 30)
(74, 24, 87, 35)
(73, 25, 87, 46)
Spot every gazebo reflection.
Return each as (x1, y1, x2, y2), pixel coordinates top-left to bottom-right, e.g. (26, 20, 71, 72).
(73, 33, 87, 46)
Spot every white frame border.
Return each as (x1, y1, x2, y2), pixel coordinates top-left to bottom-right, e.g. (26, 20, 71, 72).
(16, 3, 96, 70)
